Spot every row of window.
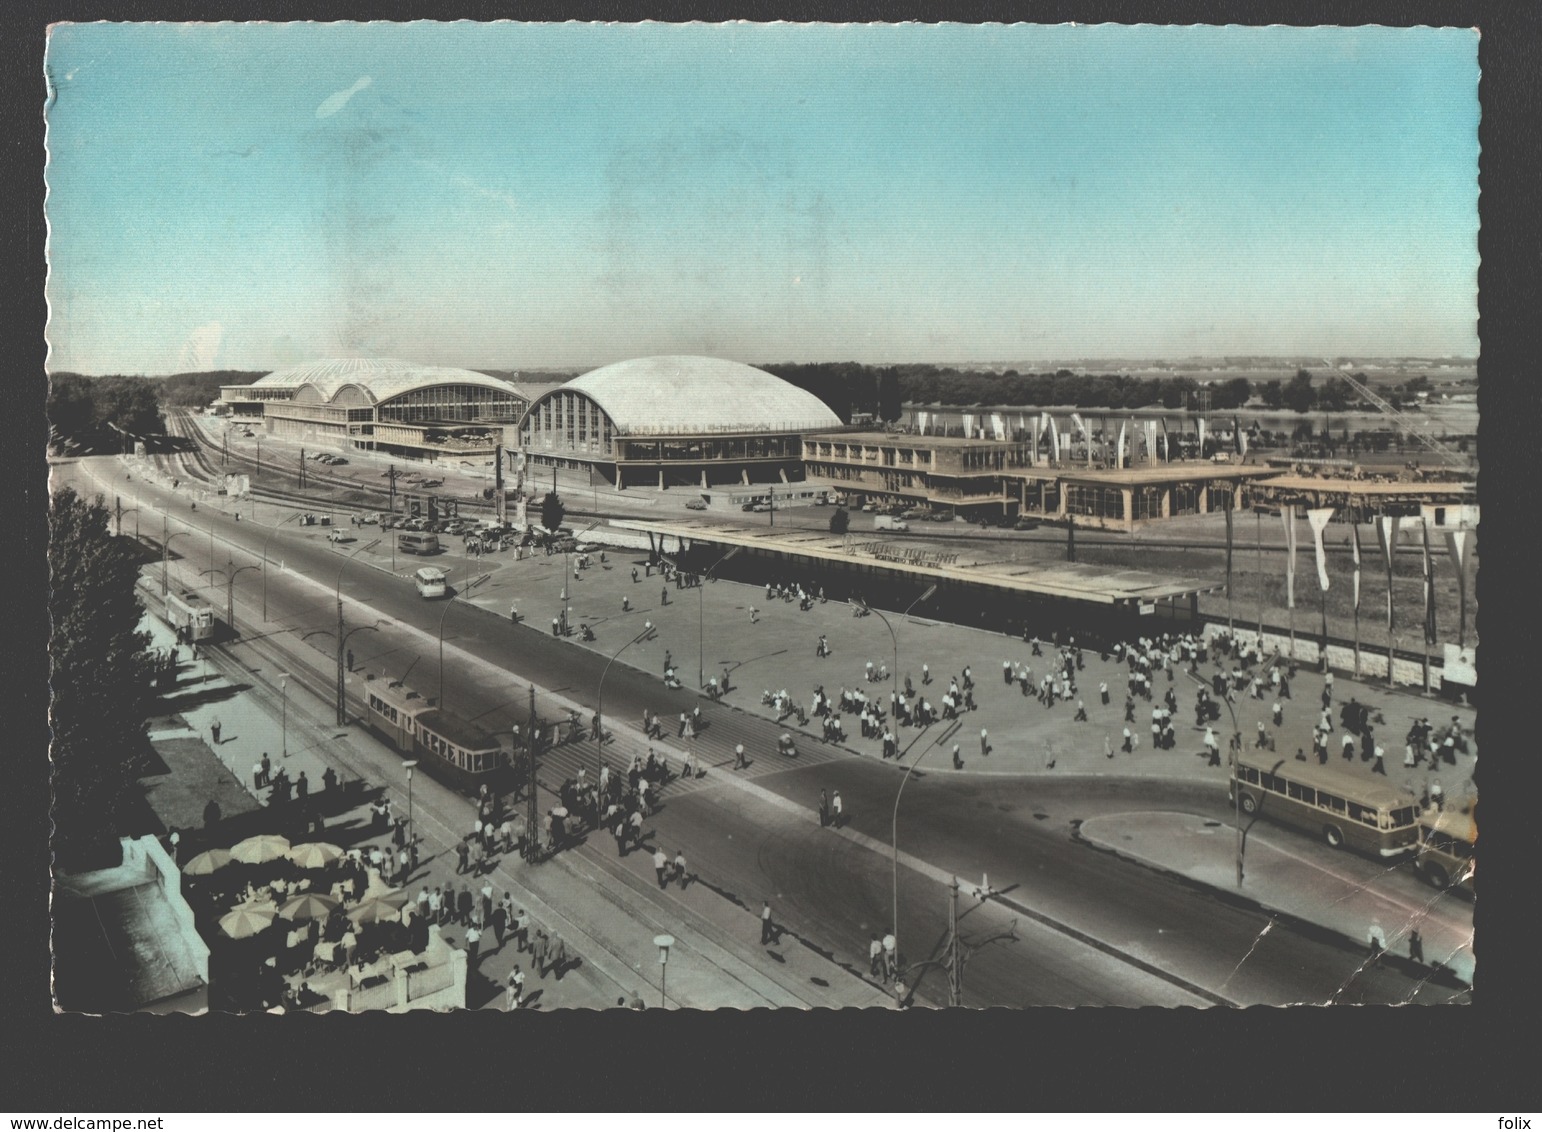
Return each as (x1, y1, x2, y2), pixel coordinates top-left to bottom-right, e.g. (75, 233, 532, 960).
(1239, 766, 1414, 830)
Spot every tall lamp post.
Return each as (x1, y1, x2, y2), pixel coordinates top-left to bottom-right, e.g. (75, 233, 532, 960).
(335, 539, 380, 726)
(337, 622, 383, 723)
(261, 511, 303, 621)
(597, 624, 656, 781)
(437, 572, 490, 709)
(653, 934, 675, 1008)
(561, 521, 600, 636)
(402, 759, 419, 849)
(890, 742, 929, 1008)
(162, 521, 190, 597)
(1183, 665, 1249, 888)
(116, 505, 140, 541)
(853, 583, 938, 1009)
(200, 559, 259, 638)
(279, 673, 290, 759)
(698, 545, 743, 689)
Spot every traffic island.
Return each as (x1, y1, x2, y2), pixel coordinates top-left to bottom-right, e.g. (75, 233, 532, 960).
(1076, 810, 1474, 989)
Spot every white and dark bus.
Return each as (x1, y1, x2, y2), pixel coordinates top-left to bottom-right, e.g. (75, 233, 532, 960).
(1230, 751, 1422, 858)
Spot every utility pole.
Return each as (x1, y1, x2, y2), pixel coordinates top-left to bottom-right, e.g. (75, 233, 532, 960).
(525, 686, 540, 863)
(388, 464, 398, 515)
(1255, 509, 1264, 642)
(949, 876, 962, 1007)
(336, 588, 346, 726)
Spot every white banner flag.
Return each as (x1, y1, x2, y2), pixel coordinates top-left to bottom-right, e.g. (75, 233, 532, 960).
(1144, 420, 1158, 465)
(1071, 412, 1087, 439)
(1444, 528, 1469, 574)
(1281, 504, 1298, 609)
(991, 413, 1005, 441)
(1028, 416, 1037, 462)
(1198, 418, 1207, 456)
(917, 410, 929, 434)
(1375, 515, 1400, 630)
(1307, 507, 1335, 591)
(1116, 423, 1126, 468)
(962, 413, 975, 438)
(1050, 419, 1061, 463)
(1351, 525, 1362, 611)
(1238, 430, 1249, 459)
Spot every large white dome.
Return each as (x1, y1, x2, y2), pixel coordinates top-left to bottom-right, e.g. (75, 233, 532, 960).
(251, 357, 516, 404)
(559, 356, 843, 436)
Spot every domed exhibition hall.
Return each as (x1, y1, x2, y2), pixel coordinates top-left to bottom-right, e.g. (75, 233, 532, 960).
(219, 358, 556, 462)
(517, 355, 842, 490)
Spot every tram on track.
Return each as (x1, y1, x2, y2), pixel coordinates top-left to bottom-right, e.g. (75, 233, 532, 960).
(165, 590, 217, 641)
(363, 676, 509, 794)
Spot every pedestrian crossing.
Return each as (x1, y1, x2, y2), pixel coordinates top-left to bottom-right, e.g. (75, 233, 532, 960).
(527, 715, 862, 804)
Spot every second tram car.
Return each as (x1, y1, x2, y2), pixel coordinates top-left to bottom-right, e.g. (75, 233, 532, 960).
(165, 590, 217, 641)
(363, 677, 507, 793)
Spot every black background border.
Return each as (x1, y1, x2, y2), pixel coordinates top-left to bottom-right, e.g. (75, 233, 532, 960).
(4, 0, 1536, 1113)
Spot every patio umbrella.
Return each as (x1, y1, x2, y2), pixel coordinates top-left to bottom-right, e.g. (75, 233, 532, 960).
(277, 891, 341, 922)
(219, 905, 278, 940)
(230, 833, 291, 865)
(183, 848, 235, 876)
(348, 889, 410, 924)
(286, 841, 344, 870)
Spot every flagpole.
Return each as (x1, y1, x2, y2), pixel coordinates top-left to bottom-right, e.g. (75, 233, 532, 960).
(1351, 531, 1361, 679)
(1256, 509, 1263, 644)
(1225, 500, 1234, 634)
(1386, 521, 1396, 690)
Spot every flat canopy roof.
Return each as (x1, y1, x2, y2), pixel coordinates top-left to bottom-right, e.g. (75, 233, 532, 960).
(614, 519, 1220, 606)
(1256, 474, 1475, 497)
(810, 430, 1023, 449)
(1057, 463, 1284, 486)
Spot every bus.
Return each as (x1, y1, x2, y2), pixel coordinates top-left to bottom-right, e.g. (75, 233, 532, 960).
(414, 566, 449, 599)
(362, 678, 507, 794)
(165, 591, 216, 641)
(398, 531, 440, 556)
(1412, 804, 1476, 894)
(1229, 751, 1422, 858)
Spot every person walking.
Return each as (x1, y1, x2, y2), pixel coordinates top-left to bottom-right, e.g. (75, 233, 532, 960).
(869, 934, 884, 978)
(760, 901, 775, 945)
(653, 845, 669, 888)
(210, 718, 222, 745)
(831, 790, 844, 828)
(980, 728, 989, 756)
(465, 924, 481, 971)
(818, 789, 829, 828)
(532, 928, 549, 978)
(455, 839, 470, 875)
(882, 933, 897, 980)
(1371, 744, 1387, 776)
(734, 742, 747, 770)
(952, 743, 964, 770)
(491, 900, 508, 948)
(506, 966, 525, 1010)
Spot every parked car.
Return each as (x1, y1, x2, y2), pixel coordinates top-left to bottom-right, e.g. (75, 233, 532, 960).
(685, 498, 708, 510)
(1014, 517, 1041, 531)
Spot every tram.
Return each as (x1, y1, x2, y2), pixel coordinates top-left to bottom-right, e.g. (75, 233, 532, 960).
(362, 677, 508, 794)
(165, 590, 217, 641)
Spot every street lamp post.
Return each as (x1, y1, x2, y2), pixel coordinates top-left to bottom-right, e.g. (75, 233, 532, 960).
(117, 504, 140, 541)
(890, 742, 928, 1008)
(853, 583, 938, 1009)
(338, 622, 382, 723)
(261, 511, 303, 621)
(653, 934, 675, 1008)
(279, 673, 290, 759)
(698, 545, 743, 690)
(597, 625, 655, 783)
(437, 572, 490, 710)
(562, 521, 600, 636)
(335, 539, 380, 726)
(162, 520, 190, 598)
(1183, 665, 1248, 888)
(403, 759, 419, 848)
(200, 559, 259, 638)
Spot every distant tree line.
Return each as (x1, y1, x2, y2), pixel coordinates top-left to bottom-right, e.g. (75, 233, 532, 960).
(757, 362, 1254, 421)
(47, 373, 165, 451)
(155, 370, 267, 408)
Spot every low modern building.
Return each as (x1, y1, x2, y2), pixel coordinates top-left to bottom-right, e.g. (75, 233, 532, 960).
(518, 356, 843, 490)
(802, 431, 1035, 520)
(219, 358, 552, 462)
(1024, 463, 1284, 531)
(1248, 473, 1478, 524)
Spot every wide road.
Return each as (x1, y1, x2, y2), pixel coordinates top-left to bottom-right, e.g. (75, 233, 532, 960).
(69, 455, 1464, 1006)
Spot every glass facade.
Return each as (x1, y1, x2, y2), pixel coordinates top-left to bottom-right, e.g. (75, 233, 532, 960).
(377, 384, 528, 425)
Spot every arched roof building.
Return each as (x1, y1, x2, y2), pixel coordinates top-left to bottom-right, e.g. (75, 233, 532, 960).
(519, 356, 843, 490)
(219, 358, 540, 461)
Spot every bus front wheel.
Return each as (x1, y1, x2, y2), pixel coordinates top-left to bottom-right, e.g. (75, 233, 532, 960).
(1423, 863, 1450, 890)
(1238, 793, 1257, 815)
(1323, 824, 1345, 848)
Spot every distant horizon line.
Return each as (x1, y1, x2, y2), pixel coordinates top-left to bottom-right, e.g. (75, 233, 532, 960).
(49, 354, 1481, 380)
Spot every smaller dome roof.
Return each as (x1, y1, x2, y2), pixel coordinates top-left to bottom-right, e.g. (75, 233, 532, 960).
(252, 358, 518, 403)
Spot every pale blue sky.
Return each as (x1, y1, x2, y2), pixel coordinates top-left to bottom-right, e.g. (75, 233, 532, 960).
(44, 22, 1479, 374)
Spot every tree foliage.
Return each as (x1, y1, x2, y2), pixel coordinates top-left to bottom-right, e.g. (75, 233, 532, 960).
(47, 374, 164, 449)
(877, 369, 903, 423)
(1284, 370, 1317, 414)
(49, 488, 156, 868)
(155, 370, 266, 408)
(540, 491, 566, 532)
(829, 507, 850, 535)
